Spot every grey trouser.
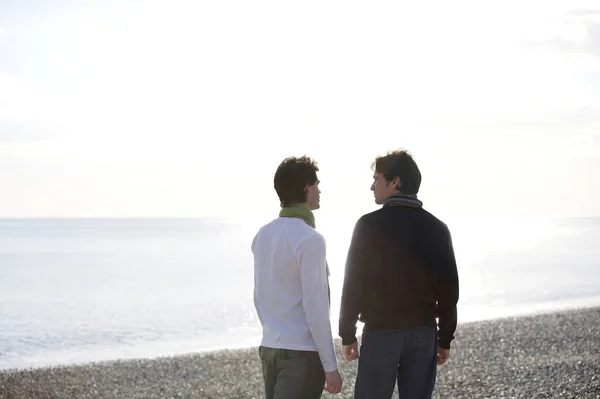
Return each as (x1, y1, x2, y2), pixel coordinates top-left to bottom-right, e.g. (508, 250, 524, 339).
(259, 346, 325, 399)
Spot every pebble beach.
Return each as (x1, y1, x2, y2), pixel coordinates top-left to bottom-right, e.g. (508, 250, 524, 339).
(2, 306, 600, 398)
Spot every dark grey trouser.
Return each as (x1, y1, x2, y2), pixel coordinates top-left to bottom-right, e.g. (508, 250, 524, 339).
(355, 327, 438, 399)
(259, 346, 326, 399)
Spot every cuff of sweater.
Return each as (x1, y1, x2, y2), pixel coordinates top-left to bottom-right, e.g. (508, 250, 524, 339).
(439, 337, 452, 349)
(341, 336, 357, 346)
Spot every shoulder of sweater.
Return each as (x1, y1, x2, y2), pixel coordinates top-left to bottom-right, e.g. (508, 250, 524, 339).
(365, 207, 450, 232)
(357, 208, 381, 220)
(356, 208, 382, 225)
(419, 208, 451, 232)
(271, 217, 323, 240)
(296, 230, 326, 253)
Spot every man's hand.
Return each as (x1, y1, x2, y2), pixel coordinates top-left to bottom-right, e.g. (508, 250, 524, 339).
(438, 347, 450, 365)
(324, 369, 343, 394)
(342, 342, 359, 361)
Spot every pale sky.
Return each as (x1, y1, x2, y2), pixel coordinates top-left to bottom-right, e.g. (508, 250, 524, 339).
(1, 0, 599, 219)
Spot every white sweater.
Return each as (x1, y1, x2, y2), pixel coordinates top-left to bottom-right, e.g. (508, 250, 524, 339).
(251, 217, 338, 372)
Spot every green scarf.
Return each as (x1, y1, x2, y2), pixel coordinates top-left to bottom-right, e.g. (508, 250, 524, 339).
(279, 204, 331, 305)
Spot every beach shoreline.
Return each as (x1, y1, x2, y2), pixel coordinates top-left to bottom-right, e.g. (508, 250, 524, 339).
(2, 306, 600, 398)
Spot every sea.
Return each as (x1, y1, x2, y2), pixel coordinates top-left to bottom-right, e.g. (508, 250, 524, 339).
(1, 216, 599, 370)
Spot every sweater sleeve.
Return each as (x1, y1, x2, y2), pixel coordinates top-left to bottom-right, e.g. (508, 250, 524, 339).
(436, 228, 459, 349)
(338, 217, 369, 345)
(297, 233, 338, 372)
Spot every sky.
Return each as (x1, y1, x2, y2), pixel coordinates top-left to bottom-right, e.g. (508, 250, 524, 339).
(1, 0, 599, 219)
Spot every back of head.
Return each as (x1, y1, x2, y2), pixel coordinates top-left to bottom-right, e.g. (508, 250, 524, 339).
(274, 156, 319, 206)
(372, 149, 421, 195)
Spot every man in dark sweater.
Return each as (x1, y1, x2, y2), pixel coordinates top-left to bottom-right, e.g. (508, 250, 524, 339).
(338, 149, 459, 398)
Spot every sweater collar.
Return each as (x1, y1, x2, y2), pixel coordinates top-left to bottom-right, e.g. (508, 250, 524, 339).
(383, 193, 423, 208)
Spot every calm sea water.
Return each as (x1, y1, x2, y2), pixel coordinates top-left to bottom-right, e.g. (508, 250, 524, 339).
(1, 217, 599, 370)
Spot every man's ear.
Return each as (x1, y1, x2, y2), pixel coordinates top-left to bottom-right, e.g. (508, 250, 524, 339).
(392, 177, 402, 189)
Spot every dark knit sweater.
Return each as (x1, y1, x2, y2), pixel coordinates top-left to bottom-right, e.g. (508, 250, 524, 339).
(338, 195, 459, 349)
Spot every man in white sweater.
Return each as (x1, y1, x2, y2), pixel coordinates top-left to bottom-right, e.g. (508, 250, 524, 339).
(252, 156, 343, 398)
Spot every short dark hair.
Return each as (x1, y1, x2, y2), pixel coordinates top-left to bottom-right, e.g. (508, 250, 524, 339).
(372, 149, 421, 195)
(274, 156, 319, 207)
